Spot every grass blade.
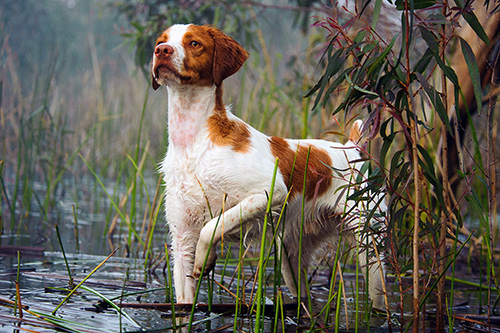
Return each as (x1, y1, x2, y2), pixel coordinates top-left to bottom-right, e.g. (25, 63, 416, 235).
(255, 158, 280, 332)
(52, 248, 119, 315)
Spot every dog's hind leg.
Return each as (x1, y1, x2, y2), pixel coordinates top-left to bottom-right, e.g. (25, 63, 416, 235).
(279, 235, 316, 299)
(347, 230, 386, 310)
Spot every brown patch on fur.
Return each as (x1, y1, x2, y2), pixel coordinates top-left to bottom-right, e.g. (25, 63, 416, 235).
(207, 110, 251, 153)
(181, 25, 217, 86)
(269, 137, 333, 200)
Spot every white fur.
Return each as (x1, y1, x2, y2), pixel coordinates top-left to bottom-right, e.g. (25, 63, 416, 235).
(152, 24, 189, 79)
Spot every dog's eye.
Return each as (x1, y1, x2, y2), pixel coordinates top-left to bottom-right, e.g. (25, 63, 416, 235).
(190, 41, 200, 47)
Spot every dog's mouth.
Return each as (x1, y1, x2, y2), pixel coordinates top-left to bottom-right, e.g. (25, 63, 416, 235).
(153, 63, 175, 80)
(153, 62, 192, 83)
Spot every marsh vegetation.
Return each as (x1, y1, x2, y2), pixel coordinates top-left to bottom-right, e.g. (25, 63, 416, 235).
(1, 0, 500, 331)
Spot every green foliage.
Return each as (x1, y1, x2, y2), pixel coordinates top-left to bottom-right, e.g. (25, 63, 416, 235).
(395, 0, 437, 10)
(308, 0, 498, 329)
(111, 0, 330, 74)
(110, 0, 256, 74)
(460, 37, 483, 112)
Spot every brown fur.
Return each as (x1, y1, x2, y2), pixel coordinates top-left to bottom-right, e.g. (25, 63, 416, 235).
(207, 113, 251, 153)
(205, 26, 249, 86)
(269, 136, 333, 200)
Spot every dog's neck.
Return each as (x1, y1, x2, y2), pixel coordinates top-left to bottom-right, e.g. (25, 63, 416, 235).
(166, 84, 225, 149)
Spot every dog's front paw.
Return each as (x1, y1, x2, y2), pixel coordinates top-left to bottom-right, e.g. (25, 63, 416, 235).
(192, 245, 217, 279)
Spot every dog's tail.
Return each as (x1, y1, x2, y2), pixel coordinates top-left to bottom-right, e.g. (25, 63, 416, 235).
(348, 119, 363, 143)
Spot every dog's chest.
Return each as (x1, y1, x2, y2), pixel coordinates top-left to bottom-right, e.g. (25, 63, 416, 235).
(162, 145, 250, 215)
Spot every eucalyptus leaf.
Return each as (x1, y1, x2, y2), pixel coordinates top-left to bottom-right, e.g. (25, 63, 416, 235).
(460, 38, 483, 113)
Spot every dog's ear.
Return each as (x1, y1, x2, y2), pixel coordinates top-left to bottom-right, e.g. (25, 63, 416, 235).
(152, 73, 160, 90)
(151, 59, 160, 90)
(208, 27, 249, 86)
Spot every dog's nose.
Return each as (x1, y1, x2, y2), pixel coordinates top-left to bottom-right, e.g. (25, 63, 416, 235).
(155, 44, 174, 58)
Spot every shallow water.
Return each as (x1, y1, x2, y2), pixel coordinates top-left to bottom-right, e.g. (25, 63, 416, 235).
(0, 176, 493, 332)
(1, 247, 490, 332)
(0, 250, 387, 332)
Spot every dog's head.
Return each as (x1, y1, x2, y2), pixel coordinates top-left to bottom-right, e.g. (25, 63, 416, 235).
(151, 24, 249, 90)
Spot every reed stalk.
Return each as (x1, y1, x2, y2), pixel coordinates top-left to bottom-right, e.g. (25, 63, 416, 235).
(55, 224, 74, 288)
(219, 242, 232, 294)
(255, 158, 279, 332)
(52, 247, 119, 315)
(233, 217, 244, 332)
(72, 205, 80, 254)
(447, 225, 460, 331)
(319, 231, 342, 325)
(437, 9, 450, 328)
(10, 119, 23, 231)
(402, 2, 421, 330)
(0, 160, 5, 229)
(105, 160, 126, 237)
(486, 53, 498, 324)
(144, 179, 162, 264)
(145, 193, 162, 268)
(334, 277, 342, 333)
(129, 88, 150, 247)
(355, 236, 360, 332)
(296, 147, 311, 319)
(15, 251, 22, 318)
(164, 244, 177, 330)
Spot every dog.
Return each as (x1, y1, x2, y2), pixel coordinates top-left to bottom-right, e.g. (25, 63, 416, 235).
(151, 24, 387, 309)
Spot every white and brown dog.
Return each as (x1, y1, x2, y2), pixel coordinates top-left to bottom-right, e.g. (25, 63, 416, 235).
(152, 24, 386, 309)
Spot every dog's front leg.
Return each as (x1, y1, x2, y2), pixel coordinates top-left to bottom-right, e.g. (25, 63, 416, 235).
(192, 190, 285, 278)
(171, 228, 199, 303)
(167, 209, 202, 304)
